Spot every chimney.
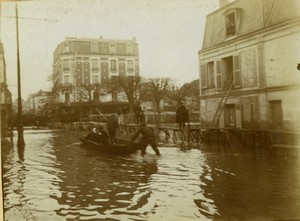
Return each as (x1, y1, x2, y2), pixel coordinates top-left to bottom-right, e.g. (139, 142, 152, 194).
(219, 0, 229, 8)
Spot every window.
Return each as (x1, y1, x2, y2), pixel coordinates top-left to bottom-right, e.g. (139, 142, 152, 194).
(110, 60, 117, 71)
(91, 42, 98, 53)
(135, 63, 139, 74)
(110, 44, 116, 54)
(64, 75, 70, 84)
(207, 61, 215, 88)
(127, 44, 132, 55)
(63, 60, 69, 71)
(224, 8, 241, 38)
(99, 42, 109, 54)
(65, 92, 70, 104)
(92, 75, 99, 84)
(216, 60, 222, 90)
(92, 59, 99, 71)
(64, 42, 69, 53)
(127, 60, 133, 71)
(200, 64, 207, 88)
(269, 100, 283, 128)
(226, 13, 236, 37)
(233, 55, 241, 87)
(116, 43, 126, 55)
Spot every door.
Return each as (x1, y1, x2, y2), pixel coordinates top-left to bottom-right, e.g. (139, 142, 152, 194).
(269, 100, 283, 128)
(224, 104, 235, 127)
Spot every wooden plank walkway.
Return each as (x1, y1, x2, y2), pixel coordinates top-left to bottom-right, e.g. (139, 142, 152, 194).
(117, 124, 300, 150)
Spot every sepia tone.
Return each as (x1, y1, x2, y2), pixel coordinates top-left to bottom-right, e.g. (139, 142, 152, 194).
(1, 0, 300, 220)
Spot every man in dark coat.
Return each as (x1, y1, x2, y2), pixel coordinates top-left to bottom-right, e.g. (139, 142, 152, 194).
(176, 102, 189, 129)
(131, 123, 161, 156)
(107, 115, 118, 144)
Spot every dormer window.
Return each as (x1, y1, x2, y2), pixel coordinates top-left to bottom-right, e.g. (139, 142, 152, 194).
(64, 42, 69, 53)
(91, 42, 98, 53)
(224, 8, 241, 38)
(226, 13, 236, 36)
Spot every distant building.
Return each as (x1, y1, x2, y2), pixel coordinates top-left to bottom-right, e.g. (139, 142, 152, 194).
(0, 42, 12, 136)
(25, 90, 55, 115)
(52, 37, 139, 104)
(199, 0, 300, 129)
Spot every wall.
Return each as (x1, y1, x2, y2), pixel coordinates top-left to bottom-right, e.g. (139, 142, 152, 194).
(264, 31, 300, 87)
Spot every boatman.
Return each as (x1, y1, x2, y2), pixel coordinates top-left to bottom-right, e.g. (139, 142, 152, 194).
(131, 123, 161, 156)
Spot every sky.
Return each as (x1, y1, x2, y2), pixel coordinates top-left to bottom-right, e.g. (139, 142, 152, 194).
(0, 0, 219, 100)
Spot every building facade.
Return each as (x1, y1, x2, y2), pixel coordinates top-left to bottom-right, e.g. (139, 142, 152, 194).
(0, 42, 12, 137)
(25, 90, 55, 115)
(199, 0, 300, 130)
(52, 37, 139, 104)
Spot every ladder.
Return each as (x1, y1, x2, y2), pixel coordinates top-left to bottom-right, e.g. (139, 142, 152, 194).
(209, 77, 234, 128)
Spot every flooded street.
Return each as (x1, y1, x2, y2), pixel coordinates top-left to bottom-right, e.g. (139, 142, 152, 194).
(2, 129, 300, 221)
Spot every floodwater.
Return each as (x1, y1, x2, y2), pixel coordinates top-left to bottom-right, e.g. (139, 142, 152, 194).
(2, 129, 300, 221)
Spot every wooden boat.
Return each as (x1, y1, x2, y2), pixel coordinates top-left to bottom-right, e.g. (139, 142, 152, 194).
(80, 137, 142, 154)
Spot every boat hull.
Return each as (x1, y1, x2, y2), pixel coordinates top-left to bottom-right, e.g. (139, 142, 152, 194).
(80, 137, 141, 154)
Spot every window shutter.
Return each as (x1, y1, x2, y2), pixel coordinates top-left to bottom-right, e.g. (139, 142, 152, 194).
(233, 55, 241, 87)
(200, 64, 207, 88)
(216, 60, 222, 90)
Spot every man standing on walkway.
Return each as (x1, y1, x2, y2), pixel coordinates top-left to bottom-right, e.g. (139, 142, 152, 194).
(176, 101, 189, 129)
(131, 123, 161, 156)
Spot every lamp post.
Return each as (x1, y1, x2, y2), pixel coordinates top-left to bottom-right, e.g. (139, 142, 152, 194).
(15, 4, 25, 147)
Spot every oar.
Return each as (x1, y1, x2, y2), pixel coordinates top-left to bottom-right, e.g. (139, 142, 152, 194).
(95, 108, 108, 122)
(95, 108, 132, 142)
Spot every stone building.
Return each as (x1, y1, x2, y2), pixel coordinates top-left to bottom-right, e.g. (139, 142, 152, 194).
(52, 37, 139, 104)
(0, 42, 12, 137)
(198, 0, 300, 129)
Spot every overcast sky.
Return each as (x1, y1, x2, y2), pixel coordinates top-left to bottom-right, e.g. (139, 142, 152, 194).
(0, 0, 219, 100)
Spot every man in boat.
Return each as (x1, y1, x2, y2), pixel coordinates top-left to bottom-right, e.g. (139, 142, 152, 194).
(97, 125, 109, 145)
(86, 127, 100, 143)
(131, 123, 161, 156)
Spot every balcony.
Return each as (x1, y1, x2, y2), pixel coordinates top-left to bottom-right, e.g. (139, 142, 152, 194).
(55, 83, 74, 90)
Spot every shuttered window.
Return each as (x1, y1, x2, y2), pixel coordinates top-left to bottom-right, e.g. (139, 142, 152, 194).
(216, 60, 222, 90)
(200, 64, 207, 88)
(233, 55, 241, 87)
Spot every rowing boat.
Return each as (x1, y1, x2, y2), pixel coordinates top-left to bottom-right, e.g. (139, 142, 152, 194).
(80, 137, 141, 154)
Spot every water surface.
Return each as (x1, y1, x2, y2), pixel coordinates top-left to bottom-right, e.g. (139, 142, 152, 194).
(2, 129, 300, 220)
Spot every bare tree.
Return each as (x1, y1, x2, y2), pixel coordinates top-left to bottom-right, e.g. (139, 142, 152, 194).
(116, 75, 141, 112)
(141, 78, 171, 124)
(167, 79, 200, 109)
(77, 83, 103, 103)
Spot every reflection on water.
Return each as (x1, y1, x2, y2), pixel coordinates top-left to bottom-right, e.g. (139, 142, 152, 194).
(2, 129, 300, 220)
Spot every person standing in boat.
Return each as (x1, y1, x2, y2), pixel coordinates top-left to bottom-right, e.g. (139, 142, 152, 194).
(107, 114, 118, 144)
(131, 123, 161, 156)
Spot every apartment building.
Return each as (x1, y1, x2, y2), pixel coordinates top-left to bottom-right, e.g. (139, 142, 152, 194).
(52, 37, 139, 104)
(199, 0, 300, 129)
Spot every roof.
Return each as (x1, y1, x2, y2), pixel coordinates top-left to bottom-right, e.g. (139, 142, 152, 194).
(201, 0, 300, 49)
